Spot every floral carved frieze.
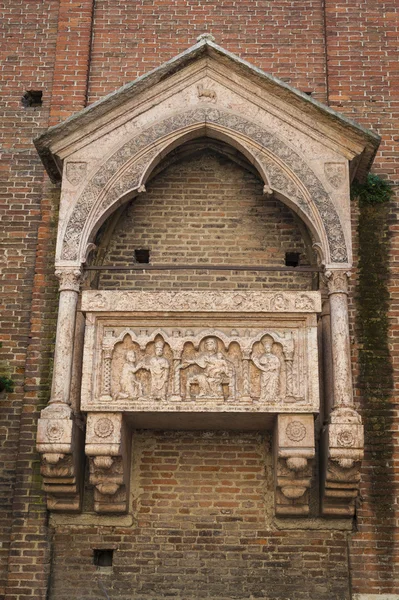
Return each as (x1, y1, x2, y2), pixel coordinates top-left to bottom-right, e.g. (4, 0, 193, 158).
(80, 291, 320, 414)
(60, 108, 348, 264)
(81, 290, 321, 314)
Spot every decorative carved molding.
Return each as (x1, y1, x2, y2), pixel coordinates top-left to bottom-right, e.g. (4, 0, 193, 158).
(274, 414, 315, 516)
(321, 407, 364, 517)
(65, 161, 87, 186)
(85, 413, 131, 513)
(36, 403, 84, 511)
(55, 268, 82, 293)
(82, 290, 321, 313)
(60, 108, 348, 264)
(324, 162, 346, 189)
(325, 270, 350, 295)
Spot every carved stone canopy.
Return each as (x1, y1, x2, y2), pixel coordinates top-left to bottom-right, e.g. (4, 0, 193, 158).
(34, 38, 380, 271)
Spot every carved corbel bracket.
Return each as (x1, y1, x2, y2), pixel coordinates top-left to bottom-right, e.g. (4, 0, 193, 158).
(274, 414, 315, 516)
(321, 407, 364, 517)
(36, 403, 85, 511)
(85, 412, 131, 513)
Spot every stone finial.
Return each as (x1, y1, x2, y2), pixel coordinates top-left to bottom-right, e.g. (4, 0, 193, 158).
(197, 33, 216, 43)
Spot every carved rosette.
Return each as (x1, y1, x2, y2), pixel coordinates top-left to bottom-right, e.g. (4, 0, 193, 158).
(85, 413, 131, 513)
(274, 414, 315, 516)
(321, 407, 364, 517)
(55, 268, 82, 293)
(36, 403, 84, 511)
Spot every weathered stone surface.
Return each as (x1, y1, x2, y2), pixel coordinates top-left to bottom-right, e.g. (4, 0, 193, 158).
(80, 291, 321, 416)
(36, 404, 84, 511)
(321, 407, 364, 517)
(274, 414, 315, 516)
(82, 289, 322, 313)
(85, 412, 131, 513)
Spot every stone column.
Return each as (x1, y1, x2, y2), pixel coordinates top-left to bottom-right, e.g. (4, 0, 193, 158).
(241, 355, 252, 403)
(321, 270, 364, 517)
(325, 270, 353, 409)
(36, 267, 85, 511)
(50, 268, 82, 405)
(320, 299, 334, 420)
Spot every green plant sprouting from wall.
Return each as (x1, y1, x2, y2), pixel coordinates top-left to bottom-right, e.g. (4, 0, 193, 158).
(351, 173, 394, 206)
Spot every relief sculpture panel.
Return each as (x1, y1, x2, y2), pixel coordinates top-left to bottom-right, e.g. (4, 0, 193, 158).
(81, 310, 320, 415)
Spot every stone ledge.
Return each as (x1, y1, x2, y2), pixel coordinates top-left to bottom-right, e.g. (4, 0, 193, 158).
(82, 289, 322, 313)
(352, 596, 399, 600)
(273, 517, 353, 530)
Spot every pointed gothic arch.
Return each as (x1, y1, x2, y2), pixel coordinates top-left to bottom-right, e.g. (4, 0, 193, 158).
(57, 108, 348, 269)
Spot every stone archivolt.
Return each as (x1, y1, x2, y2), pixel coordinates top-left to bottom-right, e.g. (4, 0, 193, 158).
(59, 108, 347, 267)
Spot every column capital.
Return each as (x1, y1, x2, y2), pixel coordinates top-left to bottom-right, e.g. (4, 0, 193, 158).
(55, 267, 83, 292)
(325, 270, 351, 295)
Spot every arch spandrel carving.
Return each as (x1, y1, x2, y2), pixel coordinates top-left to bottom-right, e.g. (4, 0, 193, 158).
(57, 108, 350, 269)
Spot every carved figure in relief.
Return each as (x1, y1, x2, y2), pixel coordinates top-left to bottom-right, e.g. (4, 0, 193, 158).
(252, 336, 281, 402)
(117, 350, 143, 399)
(271, 293, 288, 311)
(197, 84, 216, 102)
(179, 337, 235, 399)
(142, 340, 170, 400)
(295, 294, 314, 311)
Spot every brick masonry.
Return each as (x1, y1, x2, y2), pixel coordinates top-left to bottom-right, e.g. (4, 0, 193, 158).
(49, 431, 351, 600)
(1, 1, 398, 599)
(96, 150, 314, 292)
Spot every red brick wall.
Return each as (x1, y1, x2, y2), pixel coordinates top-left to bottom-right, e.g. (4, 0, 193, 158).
(325, 1, 399, 595)
(0, 1, 59, 597)
(49, 431, 351, 600)
(1, 0, 398, 598)
(87, 0, 328, 104)
(97, 150, 314, 291)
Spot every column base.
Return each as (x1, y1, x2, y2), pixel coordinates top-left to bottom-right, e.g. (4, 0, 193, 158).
(321, 407, 364, 517)
(36, 403, 84, 512)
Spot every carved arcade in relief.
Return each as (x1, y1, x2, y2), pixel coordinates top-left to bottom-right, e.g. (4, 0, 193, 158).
(179, 337, 235, 401)
(82, 315, 319, 412)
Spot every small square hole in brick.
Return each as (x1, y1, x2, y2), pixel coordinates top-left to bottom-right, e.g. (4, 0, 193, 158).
(93, 549, 113, 567)
(285, 252, 300, 267)
(134, 248, 150, 263)
(21, 90, 43, 108)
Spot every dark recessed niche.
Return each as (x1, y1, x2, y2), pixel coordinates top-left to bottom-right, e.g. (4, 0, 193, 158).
(21, 90, 43, 108)
(285, 252, 300, 267)
(134, 248, 150, 264)
(93, 549, 113, 568)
